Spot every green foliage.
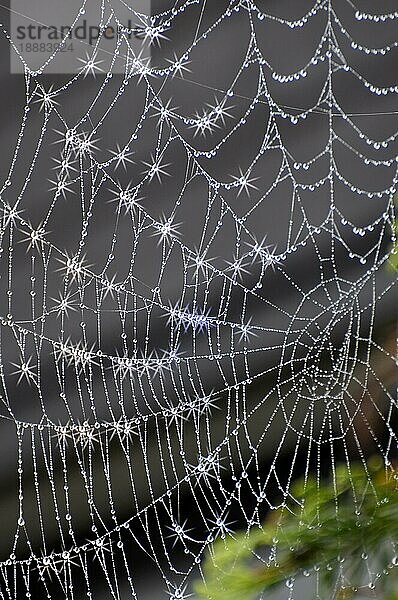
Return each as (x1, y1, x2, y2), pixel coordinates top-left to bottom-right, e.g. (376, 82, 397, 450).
(389, 194, 398, 270)
(194, 458, 398, 600)
(390, 216, 398, 270)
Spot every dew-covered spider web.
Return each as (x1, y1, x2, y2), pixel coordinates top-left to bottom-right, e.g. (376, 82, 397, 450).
(0, 0, 398, 598)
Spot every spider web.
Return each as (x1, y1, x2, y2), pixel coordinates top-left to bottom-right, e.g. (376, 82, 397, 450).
(0, 0, 398, 598)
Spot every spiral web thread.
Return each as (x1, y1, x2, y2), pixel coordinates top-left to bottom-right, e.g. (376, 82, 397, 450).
(0, 0, 398, 598)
